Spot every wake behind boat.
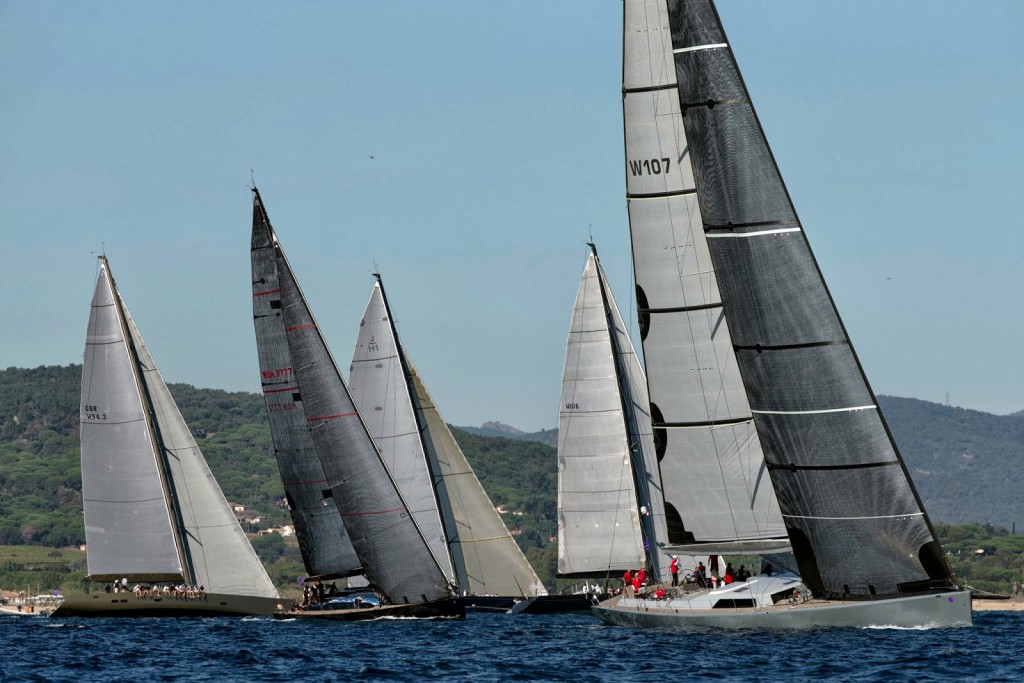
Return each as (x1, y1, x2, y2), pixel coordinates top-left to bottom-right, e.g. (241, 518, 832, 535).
(52, 257, 283, 618)
(592, 0, 971, 629)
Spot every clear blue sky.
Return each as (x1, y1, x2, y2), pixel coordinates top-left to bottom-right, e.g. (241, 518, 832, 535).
(3, 1, 1022, 431)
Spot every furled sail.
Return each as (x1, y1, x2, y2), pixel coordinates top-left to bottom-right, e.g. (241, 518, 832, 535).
(250, 189, 362, 579)
(273, 238, 452, 604)
(661, 0, 956, 597)
(351, 278, 546, 597)
(80, 260, 184, 582)
(557, 246, 673, 580)
(623, 0, 787, 550)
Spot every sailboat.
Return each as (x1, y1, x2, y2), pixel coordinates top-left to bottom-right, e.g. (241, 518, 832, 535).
(592, 0, 971, 628)
(555, 244, 683, 592)
(251, 189, 463, 621)
(349, 275, 548, 613)
(52, 257, 283, 617)
(251, 188, 364, 589)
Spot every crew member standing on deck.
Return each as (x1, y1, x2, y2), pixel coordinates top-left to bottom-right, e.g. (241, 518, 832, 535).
(670, 555, 679, 586)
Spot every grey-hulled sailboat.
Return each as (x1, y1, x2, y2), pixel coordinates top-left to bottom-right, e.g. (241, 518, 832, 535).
(593, 0, 970, 628)
(251, 189, 363, 585)
(252, 190, 463, 620)
(349, 275, 547, 612)
(557, 244, 683, 586)
(52, 257, 283, 617)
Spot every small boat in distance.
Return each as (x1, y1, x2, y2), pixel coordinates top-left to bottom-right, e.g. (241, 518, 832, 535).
(593, 0, 970, 629)
(52, 257, 283, 618)
(252, 190, 463, 621)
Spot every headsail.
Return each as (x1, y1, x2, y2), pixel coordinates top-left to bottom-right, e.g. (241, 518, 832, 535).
(623, 0, 787, 551)
(557, 246, 673, 581)
(122, 302, 277, 597)
(273, 235, 452, 604)
(350, 278, 547, 597)
(661, 0, 956, 597)
(251, 189, 362, 579)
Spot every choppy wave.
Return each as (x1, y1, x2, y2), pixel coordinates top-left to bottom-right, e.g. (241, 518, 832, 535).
(1, 610, 1021, 681)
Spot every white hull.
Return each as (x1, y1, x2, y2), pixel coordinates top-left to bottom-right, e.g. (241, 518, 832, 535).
(593, 589, 973, 629)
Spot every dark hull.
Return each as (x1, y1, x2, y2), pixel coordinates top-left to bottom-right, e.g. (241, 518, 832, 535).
(276, 597, 465, 622)
(49, 592, 286, 618)
(509, 594, 599, 615)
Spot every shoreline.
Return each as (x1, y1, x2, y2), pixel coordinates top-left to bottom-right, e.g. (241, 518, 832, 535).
(973, 599, 1024, 612)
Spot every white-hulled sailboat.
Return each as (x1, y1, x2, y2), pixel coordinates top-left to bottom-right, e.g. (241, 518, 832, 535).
(592, 0, 970, 628)
(52, 257, 283, 617)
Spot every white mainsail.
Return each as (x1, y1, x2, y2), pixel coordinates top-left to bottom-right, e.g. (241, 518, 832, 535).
(558, 246, 675, 581)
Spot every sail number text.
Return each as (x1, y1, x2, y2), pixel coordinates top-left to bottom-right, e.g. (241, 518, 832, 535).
(83, 405, 107, 420)
(628, 158, 671, 176)
(262, 367, 293, 380)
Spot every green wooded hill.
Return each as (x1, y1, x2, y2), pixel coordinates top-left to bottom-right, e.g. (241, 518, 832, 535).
(0, 364, 560, 587)
(3, 364, 1024, 594)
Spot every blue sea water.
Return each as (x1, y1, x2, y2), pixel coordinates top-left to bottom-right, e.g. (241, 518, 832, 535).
(1, 610, 1021, 682)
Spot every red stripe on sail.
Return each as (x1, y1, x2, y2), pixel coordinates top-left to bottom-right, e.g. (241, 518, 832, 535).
(342, 506, 404, 517)
(306, 412, 356, 422)
(253, 288, 281, 296)
(286, 323, 316, 332)
(263, 385, 299, 394)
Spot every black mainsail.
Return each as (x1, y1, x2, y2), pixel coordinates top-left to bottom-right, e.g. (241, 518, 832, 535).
(251, 189, 362, 579)
(269, 221, 454, 605)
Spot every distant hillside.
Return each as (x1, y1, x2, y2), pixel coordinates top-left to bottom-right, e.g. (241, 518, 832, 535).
(0, 365, 560, 584)
(465, 395, 1024, 529)
(877, 395, 1024, 527)
(457, 421, 558, 448)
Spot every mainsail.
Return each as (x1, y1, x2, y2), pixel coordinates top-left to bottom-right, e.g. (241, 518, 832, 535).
(557, 245, 673, 581)
(652, 0, 957, 598)
(250, 189, 362, 579)
(623, 0, 787, 553)
(272, 234, 453, 604)
(81, 257, 277, 598)
(350, 277, 546, 597)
